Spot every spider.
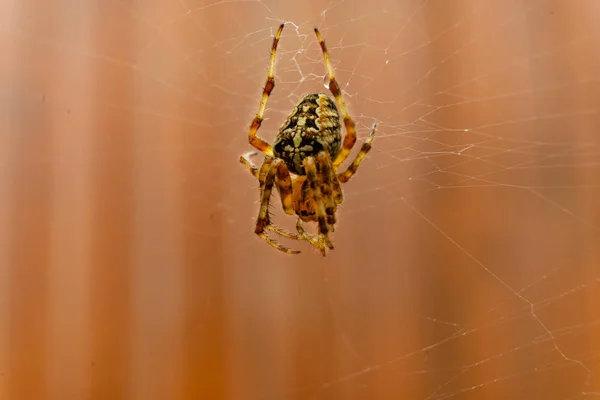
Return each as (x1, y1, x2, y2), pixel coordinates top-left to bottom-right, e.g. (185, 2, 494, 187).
(240, 24, 376, 256)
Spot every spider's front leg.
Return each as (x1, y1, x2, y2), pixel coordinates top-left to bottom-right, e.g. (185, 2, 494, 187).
(240, 151, 260, 178)
(247, 24, 284, 156)
(314, 28, 357, 168)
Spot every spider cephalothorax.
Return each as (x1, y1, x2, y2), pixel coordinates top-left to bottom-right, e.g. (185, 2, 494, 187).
(240, 24, 376, 256)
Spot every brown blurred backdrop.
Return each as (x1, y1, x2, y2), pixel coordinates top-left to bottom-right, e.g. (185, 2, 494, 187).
(1, 1, 599, 399)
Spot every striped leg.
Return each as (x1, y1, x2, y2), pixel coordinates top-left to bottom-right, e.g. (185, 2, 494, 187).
(248, 24, 284, 156)
(254, 159, 300, 254)
(316, 151, 337, 226)
(314, 28, 357, 167)
(304, 157, 334, 256)
(239, 151, 260, 178)
(337, 122, 376, 183)
(295, 218, 330, 253)
(274, 160, 294, 215)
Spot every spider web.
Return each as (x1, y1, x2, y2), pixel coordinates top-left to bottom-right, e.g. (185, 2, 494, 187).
(1, 0, 599, 399)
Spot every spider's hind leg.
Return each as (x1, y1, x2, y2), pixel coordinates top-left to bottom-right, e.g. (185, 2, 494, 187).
(274, 159, 294, 215)
(295, 219, 331, 256)
(303, 156, 334, 256)
(254, 159, 301, 255)
(316, 151, 337, 227)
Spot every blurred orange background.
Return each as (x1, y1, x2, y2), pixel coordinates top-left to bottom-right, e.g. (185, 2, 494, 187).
(1, 1, 599, 399)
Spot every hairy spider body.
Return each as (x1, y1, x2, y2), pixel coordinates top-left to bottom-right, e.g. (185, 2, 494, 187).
(240, 24, 376, 256)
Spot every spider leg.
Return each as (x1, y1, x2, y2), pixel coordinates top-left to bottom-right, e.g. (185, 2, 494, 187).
(337, 122, 377, 183)
(257, 156, 275, 184)
(295, 219, 327, 240)
(269, 224, 303, 240)
(254, 160, 300, 254)
(264, 162, 302, 239)
(274, 160, 294, 215)
(304, 157, 334, 256)
(248, 157, 301, 247)
(239, 151, 260, 178)
(296, 218, 308, 235)
(316, 151, 337, 227)
(314, 28, 357, 168)
(294, 219, 328, 248)
(295, 219, 315, 242)
(248, 23, 284, 156)
(331, 175, 343, 206)
(254, 159, 301, 254)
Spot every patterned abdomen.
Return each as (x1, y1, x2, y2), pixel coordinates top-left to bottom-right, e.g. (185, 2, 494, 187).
(273, 93, 342, 175)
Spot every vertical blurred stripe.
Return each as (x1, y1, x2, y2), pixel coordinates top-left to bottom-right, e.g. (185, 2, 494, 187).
(568, 4, 600, 389)
(89, 5, 134, 399)
(4, 3, 52, 398)
(180, 13, 228, 395)
(0, 5, 13, 398)
(45, 3, 94, 399)
(127, 8, 186, 398)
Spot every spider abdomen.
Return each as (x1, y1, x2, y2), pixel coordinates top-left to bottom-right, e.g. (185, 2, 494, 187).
(273, 93, 341, 175)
